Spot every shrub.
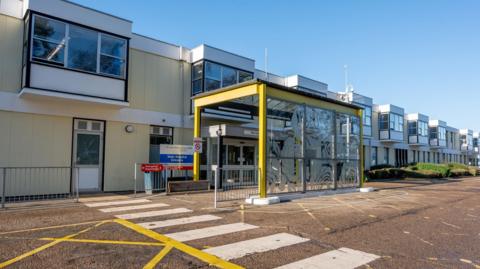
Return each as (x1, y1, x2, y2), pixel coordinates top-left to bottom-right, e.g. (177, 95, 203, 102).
(447, 163, 469, 170)
(414, 163, 450, 178)
(450, 168, 469, 177)
(367, 168, 393, 179)
(370, 164, 394, 170)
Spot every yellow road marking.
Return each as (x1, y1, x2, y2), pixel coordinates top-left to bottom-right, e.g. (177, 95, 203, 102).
(114, 219, 244, 269)
(39, 238, 165, 247)
(0, 220, 112, 235)
(297, 203, 317, 220)
(143, 245, 174, 269)
(0, 220, 109, 268)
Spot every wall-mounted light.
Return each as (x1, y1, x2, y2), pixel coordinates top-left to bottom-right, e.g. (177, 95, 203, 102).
(125, 125, 135, 133)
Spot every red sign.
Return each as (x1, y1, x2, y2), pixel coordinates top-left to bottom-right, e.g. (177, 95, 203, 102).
(141, 164, 164, 172)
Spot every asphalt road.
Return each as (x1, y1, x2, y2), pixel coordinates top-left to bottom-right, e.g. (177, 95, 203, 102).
(0, 177, 479, 269)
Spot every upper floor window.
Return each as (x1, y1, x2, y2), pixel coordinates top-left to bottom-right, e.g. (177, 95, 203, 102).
(363, 106, 372, 127)
(418, 121, 428, 136)
(438, 127, 446, 140)
(389, 113, 403, 132)
(31, 15, 127, 78)
(379, 113, 389, 130)
(429, 127, 438, 139)
(191, 60, 253, 95)
(408, 121, 417, 136)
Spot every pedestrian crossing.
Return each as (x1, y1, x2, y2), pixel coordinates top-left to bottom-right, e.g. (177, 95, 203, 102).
(84, 197, 380, 268)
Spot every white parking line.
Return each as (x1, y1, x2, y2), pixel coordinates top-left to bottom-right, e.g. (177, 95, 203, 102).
(139, 215, 221, 229)
(203, 233, 310, 260)
(274, 247, 380, 269)
(115, 208, 192, 220)
(99, 203, 170, 213)
(165, 223, 258, 242)
(84, 199, 151, 208)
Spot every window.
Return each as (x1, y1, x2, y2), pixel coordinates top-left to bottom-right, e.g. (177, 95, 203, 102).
(68, 25, 97, 72)
(384, 147, 390, 164)
(389, 114, 403, 132)
(371, 146, 377, 166)
(438, 127, 446, 140)
(191, 60, 253, 95)
(32, 16, 66, 64)
(408, 121, 417, 136)
(418, 121, 428, 136)
(149, 126, 173, 163)
(100, 34, 127, 77)
(31, 15, 127, 78)
(412, 150, 416, 162)
(239, 70, 253, 83)
(363, 106, 372, 127)
(429, 127, 438, 139)
(192, 62, 203, 94)
(379, 114, 389, 130)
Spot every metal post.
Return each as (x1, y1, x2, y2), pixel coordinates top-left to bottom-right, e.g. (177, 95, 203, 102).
(134, 162, 137, 197)
(216, 127, 223, 189)
(214, 165, 218, 209)
(2, 168, 6, 209)
(301, 103, 306, 193)
(75, 167, 79, 202)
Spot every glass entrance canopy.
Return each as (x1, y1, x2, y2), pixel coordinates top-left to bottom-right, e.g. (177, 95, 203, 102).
(192, 80, 364, 198)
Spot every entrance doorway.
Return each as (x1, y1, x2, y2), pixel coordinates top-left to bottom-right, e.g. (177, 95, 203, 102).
(73, 119, 104, 192)
(222, 139, 257, 184)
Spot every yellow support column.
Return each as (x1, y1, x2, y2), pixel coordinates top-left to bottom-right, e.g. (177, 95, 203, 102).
(258, 84, 267, 198)
(358, 109, 364, 188)
(193, 105, 201, 181)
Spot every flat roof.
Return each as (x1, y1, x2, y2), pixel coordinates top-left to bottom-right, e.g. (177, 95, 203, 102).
(192, 79, 362, 110)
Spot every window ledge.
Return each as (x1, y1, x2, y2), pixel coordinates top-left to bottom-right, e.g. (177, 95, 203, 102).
(19, 88, 130, 108)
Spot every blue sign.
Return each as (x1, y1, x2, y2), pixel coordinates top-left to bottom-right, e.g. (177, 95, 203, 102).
(159, 144, 194, 166)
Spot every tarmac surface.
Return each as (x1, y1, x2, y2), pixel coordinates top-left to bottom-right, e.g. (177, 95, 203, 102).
(1, 177, 479, 269)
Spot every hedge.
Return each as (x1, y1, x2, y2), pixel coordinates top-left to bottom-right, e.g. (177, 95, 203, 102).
(367, 162, 480, 180)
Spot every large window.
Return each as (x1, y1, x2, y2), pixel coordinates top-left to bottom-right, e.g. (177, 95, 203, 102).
(418, 121, 428, 136)
(379, 114, 389, 130)
(371, 146, 377, 166)
(191, 60, 253, 95)
(438, 127, 446, 140)
(31, 15, 127, 78)
(363, 106, 372, 127)
(408, 121, 417, 136)
(389, 113, 403, 132)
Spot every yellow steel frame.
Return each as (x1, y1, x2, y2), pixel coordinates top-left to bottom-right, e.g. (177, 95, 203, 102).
(192, 82, 364, 198)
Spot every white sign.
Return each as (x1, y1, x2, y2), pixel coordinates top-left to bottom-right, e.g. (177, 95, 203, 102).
(193, 137, 203, 153)
(159, 144, 193, 166)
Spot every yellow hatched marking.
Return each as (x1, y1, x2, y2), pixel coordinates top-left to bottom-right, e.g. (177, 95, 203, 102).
(143, 245, 174, 269)
(0, 220, 110, 268)
(39, 238, 165, 247)
(114, 219, 244, 269)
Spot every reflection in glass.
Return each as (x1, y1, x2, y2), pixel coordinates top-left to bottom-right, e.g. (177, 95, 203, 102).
(32, 39, 64, 63)
(100, 55, 124, 77)
(67, 25, 98, 72)
(34, 16, 66, 42)
(222, 67, 237, 87)
(76, 134, 100, 165)
(101, 35, 126, 58)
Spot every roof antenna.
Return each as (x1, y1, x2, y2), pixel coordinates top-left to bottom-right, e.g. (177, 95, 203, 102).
(264, 48, 269, 81)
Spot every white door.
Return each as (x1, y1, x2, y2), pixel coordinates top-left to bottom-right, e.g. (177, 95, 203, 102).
(73, 119, 104, 192)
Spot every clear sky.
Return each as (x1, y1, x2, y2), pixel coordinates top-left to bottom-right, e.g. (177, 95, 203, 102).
(72, 0, 480, 131)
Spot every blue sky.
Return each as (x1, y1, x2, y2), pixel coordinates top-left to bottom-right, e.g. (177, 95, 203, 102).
(72, 0, 480, 130)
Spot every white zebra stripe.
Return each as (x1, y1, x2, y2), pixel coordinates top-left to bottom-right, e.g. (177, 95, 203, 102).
(84, 199, 151, 208)
(203, 233, 309, 260)
(139, 215, 221, 229)
(115, 208, 192, 220)
(165, 223, 258, 242)
(99, 203, 169, 213)
(274, 247, 380, 269)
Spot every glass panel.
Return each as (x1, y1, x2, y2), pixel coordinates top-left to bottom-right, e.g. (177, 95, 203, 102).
(192, 62, 203, 80)
(34, 16, 66, 42)
(242, 146, 255, 165)
(305, 107, 334, 159)
(205, 78, 220, 91)
(192, 79, 203, 94)
(67, 25, 98, 72)
(32, 39, 64, 63)
(205, 61, 221, 80)
(100, 55, 124, 77)
(101, 34, 126, 58)
(76, 133, 100, 165)
(239, 71, 253, 83)
(222, 66, 237, 87)
(307, 160, 334, 191)
(227, 145, 241, 165)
